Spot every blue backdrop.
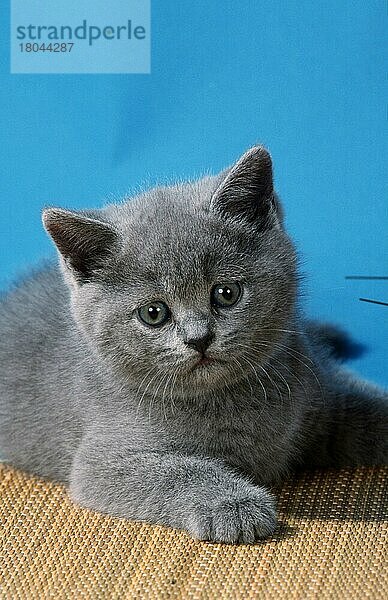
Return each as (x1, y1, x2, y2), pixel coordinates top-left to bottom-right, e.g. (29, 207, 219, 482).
(1, 1, 387, 385)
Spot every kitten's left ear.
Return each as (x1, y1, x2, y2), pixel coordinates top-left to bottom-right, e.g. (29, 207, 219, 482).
(210, 146, 282, 231)
(42, 208, 118, 283)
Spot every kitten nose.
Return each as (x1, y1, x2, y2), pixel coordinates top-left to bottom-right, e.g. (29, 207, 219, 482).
(185, 332, 214, 354)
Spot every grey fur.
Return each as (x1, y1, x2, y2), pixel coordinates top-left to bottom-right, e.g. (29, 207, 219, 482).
(0, 146, 387, 544)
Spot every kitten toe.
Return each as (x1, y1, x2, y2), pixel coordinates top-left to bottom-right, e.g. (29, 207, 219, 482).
(187, 488, 277, 545)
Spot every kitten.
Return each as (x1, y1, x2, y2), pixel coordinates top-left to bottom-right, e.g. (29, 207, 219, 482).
(0, 146, 387, 544)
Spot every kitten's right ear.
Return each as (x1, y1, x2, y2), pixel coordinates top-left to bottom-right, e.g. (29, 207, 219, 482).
(42, 208, 118, 283)
(210, 146, 281, 231)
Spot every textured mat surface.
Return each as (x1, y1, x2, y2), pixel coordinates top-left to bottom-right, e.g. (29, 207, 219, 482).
(0, 464, 387, 599)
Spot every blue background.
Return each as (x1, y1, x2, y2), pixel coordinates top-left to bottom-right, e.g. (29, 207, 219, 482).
(1, 1, 387, 385)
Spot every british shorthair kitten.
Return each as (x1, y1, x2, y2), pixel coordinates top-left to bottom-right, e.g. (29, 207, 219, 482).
(0, 146, 386, 544)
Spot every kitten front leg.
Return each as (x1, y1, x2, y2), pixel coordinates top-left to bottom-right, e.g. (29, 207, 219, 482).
(69, 436, 276, 544)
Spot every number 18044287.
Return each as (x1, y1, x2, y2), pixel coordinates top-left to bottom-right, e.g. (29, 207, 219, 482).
(19, 43, 74, 52)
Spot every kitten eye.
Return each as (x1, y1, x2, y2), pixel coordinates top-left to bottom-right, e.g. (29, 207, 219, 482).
(138, 302, 170, 327)
(211, 283, 241, 308)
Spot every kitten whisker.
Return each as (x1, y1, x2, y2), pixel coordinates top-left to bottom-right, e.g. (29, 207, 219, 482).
(230, 356, 254, 396)
(238, 354, 268, 405)
(271, 342, 325, 405)
(238, 342, 309, 411)
(169, 365, 180, 414)
(271, 341, 314, 364)
(252, 341, 322, 409)
(149, 369, 171, 424)
(235, 343, 284, 405)
(135, 368, 162, 419)
(258, 362, 285, 409)
(262, 327, 309, 338)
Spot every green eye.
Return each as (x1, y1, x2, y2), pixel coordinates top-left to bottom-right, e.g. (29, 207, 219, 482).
(138, 302, 170, 327)
(211, 283, 242, 308)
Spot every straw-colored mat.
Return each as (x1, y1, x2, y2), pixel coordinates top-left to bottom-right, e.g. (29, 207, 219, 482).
(0, 464, 387, 599)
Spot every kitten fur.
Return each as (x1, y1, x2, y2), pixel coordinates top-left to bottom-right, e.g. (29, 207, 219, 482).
(0, 146, 387, 544)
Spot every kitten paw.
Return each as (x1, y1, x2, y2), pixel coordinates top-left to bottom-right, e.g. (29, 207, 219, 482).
(187, 487, 276, 544)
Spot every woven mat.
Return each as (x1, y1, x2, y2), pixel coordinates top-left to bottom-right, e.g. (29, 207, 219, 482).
(0, 465, 387, 599)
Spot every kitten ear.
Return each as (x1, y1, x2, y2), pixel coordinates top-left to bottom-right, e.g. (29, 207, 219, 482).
(42, 208, 118, 282)
(210, 146, 281, 230)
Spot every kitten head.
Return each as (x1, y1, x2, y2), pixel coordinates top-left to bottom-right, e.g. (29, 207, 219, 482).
(43, 146, 298, 398)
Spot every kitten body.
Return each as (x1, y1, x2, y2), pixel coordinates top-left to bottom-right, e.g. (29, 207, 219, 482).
(1, 147, 386, 544)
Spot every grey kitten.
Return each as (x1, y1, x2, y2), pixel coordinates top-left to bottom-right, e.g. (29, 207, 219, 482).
(0, 146, 387, 544)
